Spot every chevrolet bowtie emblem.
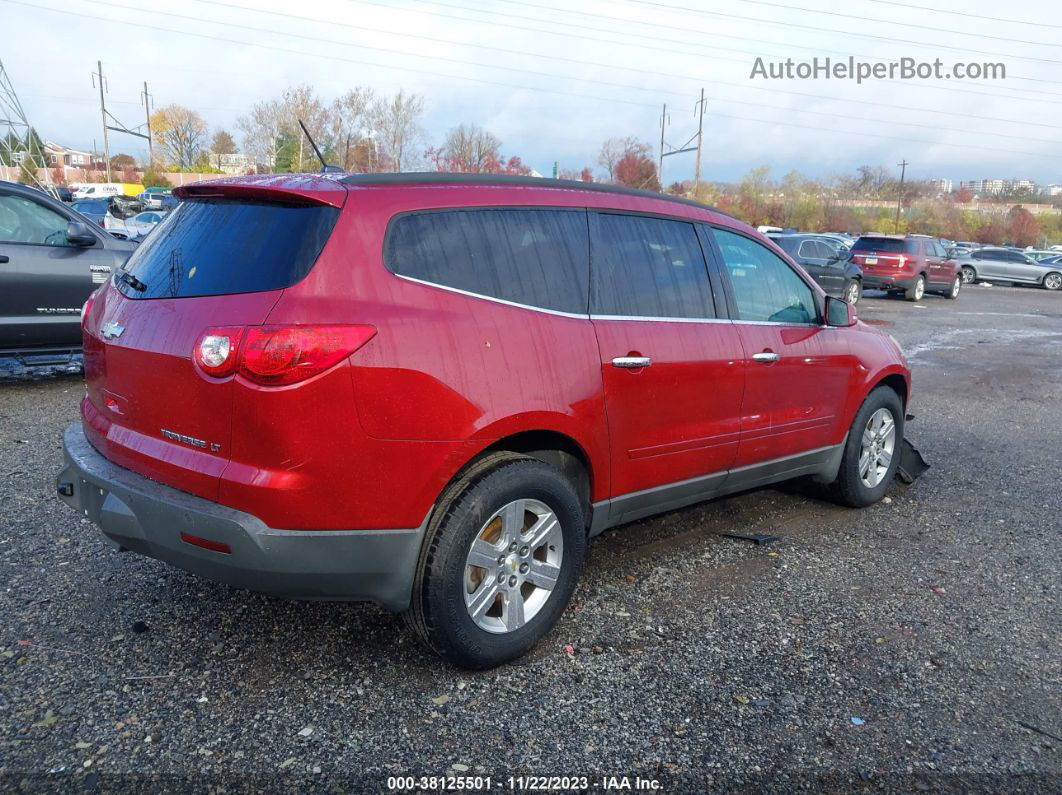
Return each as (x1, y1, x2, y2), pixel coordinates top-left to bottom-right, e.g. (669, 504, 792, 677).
(100, 321, 125, 340)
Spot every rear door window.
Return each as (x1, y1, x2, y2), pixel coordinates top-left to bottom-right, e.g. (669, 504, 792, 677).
(590, 213, 714, 318)
(385, 208, 589, 314)
(115, 198, 340, 299)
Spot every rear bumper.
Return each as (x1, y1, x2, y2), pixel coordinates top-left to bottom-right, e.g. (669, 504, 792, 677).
(862, 274, 915, 290)
(56, 423, 427, 611)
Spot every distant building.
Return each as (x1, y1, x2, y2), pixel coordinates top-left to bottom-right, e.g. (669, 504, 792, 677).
(928, 178, 952, 194)
(44, 141, 93, 168)
(1047, 184, 1062, 197)
(210, 152, 269, 175)
(959, 178, 1038, 195)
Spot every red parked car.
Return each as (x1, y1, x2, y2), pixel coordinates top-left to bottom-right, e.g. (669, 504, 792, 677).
(849, 234, 962, 301)
(58, 174, 912, 668)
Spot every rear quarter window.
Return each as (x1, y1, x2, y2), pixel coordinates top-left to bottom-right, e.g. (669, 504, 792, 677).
(115, 198, 339, 299)
(384, 208, 590, 315)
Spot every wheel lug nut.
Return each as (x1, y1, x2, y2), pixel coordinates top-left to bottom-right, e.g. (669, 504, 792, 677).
(509, 542, 518, 552)
(497, 573, 505, 584)
(497, 555, 506, 565)
(520, 562, 529, 574)
(520, 546, 529, 556)
(508, 575, 517, 587)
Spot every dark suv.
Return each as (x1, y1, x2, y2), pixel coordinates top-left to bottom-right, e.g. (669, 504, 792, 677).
(769, 233, 862, 304)
(0, 180, 135, 354)
(57, 174, 912, 668)
(850, 234, 962, 301)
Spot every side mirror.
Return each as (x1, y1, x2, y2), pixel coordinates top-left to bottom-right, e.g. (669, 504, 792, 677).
(825, 295, 856, 327)
(66, 221, 96, 247)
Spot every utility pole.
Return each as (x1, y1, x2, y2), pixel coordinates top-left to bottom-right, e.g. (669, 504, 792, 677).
(93, 61, 111, 181)
(894, 159, 908, 233)
(693, 88, 706, 193)
(657, 103, 668, 185)
(141, 81, 153, 164)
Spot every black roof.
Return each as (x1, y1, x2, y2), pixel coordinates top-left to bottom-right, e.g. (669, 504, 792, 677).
(339, 172, 733, 219)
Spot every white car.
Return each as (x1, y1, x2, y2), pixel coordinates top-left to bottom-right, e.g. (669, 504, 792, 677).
(105, 210, 166, 241)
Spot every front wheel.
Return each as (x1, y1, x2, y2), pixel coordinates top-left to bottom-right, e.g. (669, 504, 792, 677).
(1044, 272, 1062, 291)
(905, 275, 925, 301)
(844, 279, 862, 305)
(833, 386, 904, 508)
(961, 265, 977, 284)
(943, 275, 961, 299)
(405, 454, 586, 669)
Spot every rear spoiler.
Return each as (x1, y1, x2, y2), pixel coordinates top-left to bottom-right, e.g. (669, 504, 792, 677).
(173, 176, 347, 208)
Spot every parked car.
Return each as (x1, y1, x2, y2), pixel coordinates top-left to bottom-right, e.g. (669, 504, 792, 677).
(849, 234, 962, 301)
(768, 233, 863, 303)
(71, 183, 123, 200)
(58, 173, 913, 669)
(0, 180, 135, 353)
(70, 198, 110, 228)
(1023, 249, 1059, 261)
(124, 211, 166, 240)
(1039, 255, 1062, 266)
(137, 191, 174, 210)
(954, 247, 1062, 290)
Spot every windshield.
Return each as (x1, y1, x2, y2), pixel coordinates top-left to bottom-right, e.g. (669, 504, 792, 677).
(115, 198, 339, 300)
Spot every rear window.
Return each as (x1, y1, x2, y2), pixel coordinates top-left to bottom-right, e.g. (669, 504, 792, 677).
(385, 208, 589, 314)
(115, 198, 339, 299)
(852, 237, 919, 254)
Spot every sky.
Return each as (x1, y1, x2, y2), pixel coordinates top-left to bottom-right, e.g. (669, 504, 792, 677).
(2, 0, 1060, 185)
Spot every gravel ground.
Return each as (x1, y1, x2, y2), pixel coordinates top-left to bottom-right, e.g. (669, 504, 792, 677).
(1, 284, 1060, 793)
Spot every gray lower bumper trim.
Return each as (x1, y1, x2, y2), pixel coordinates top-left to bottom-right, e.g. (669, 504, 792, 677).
(56, 424, 426, 611)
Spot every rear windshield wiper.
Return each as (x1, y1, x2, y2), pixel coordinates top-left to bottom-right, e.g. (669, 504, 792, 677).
(118, 270, 147, 292)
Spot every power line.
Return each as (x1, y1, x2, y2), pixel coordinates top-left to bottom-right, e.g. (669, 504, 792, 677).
(736, 0, 1056, 48)
(401, 0, 1062, 97)
(866, 0, 1062, 30)
(618, 0, 1062, 65)
(6, 0, 1061, 163)
(95, 0, 1062, 135)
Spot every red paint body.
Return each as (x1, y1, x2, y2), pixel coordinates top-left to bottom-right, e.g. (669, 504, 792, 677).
(81, 177, 910, 532)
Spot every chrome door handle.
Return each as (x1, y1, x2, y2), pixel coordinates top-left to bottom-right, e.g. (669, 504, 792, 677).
(611, 356, 652, 369)
(752, 352, 780, 363)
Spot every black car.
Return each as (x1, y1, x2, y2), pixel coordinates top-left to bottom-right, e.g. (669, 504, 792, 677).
(70, 198, 110, 228)
(0, 180, 135, 354)
(769, 233, 863, 303)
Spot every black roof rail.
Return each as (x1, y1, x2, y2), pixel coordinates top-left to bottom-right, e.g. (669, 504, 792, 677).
(339, 172, 735, 220)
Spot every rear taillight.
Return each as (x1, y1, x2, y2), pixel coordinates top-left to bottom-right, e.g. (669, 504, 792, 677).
(81, 292, 96, 328)
(896, 255, 908, 268)
(193, 324, 376, 386)
(194, 326, 244, 377)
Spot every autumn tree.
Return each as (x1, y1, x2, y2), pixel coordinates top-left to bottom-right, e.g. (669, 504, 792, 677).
(1006, 205, 1039, 247)
(150, 105, 208, 169)
(210, 130, 236, 154)
(110, 153, 136, 170)
(331, 87, 376, 171)
(957, 186, 973, 204)
(428, 124, 502, 172)
(614, 148, 661, 191)
(597, 137, 650, 181)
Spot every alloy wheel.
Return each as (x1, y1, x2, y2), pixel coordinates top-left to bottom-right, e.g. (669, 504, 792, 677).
(961, 266, 976, 284)
(914, 278, 925, 300)
(845, 281, 861, 304)
(463, 498, 563, 633)
(951, 277, 961, 298)
(858, 407, 896, 489)
(1045, 273, 1062, 291)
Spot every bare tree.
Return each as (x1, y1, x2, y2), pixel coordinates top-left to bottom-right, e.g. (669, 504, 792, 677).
(437, 124, 502, 172)
(371, 90, 425, 172)
(237, 99, 286, 172)
(331, 87, 376, 170)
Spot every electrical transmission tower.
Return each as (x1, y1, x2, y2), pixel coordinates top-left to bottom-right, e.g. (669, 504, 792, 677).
(0, 59, 52, 191)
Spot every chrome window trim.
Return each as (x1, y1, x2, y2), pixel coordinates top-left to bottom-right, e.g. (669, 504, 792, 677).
(392, 273, 590, 319)
(590, 313, 730, 324)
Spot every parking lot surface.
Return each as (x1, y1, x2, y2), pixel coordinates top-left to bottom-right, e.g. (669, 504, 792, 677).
(1, 285, 1060, 792)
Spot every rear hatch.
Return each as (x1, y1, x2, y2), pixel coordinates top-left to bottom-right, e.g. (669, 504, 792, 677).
(850, 237, 917, 276)
(83, 187, 343, 500)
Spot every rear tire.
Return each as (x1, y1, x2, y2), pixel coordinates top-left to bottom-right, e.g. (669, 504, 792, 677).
(404, 454, 586, 669)
(943, 275, 961, 299)
(1044, 272, 1062, 291)
(833, 386, 904, 508)
(904, 275, 926, 302)
(960, 265, 977, 284)
(844, 279, 862, 305)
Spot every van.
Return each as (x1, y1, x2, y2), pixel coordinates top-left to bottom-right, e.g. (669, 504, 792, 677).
(57, 174, 912, 668)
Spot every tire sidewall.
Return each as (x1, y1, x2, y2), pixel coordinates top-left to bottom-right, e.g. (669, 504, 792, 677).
(424, 461, 586, 668)
(838, 387, 905, 507)
(961, 265, 976, 284)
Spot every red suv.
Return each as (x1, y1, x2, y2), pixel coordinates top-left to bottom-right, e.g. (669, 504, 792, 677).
(849, 234, 962, 301)
(58, 174, 911, 668)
